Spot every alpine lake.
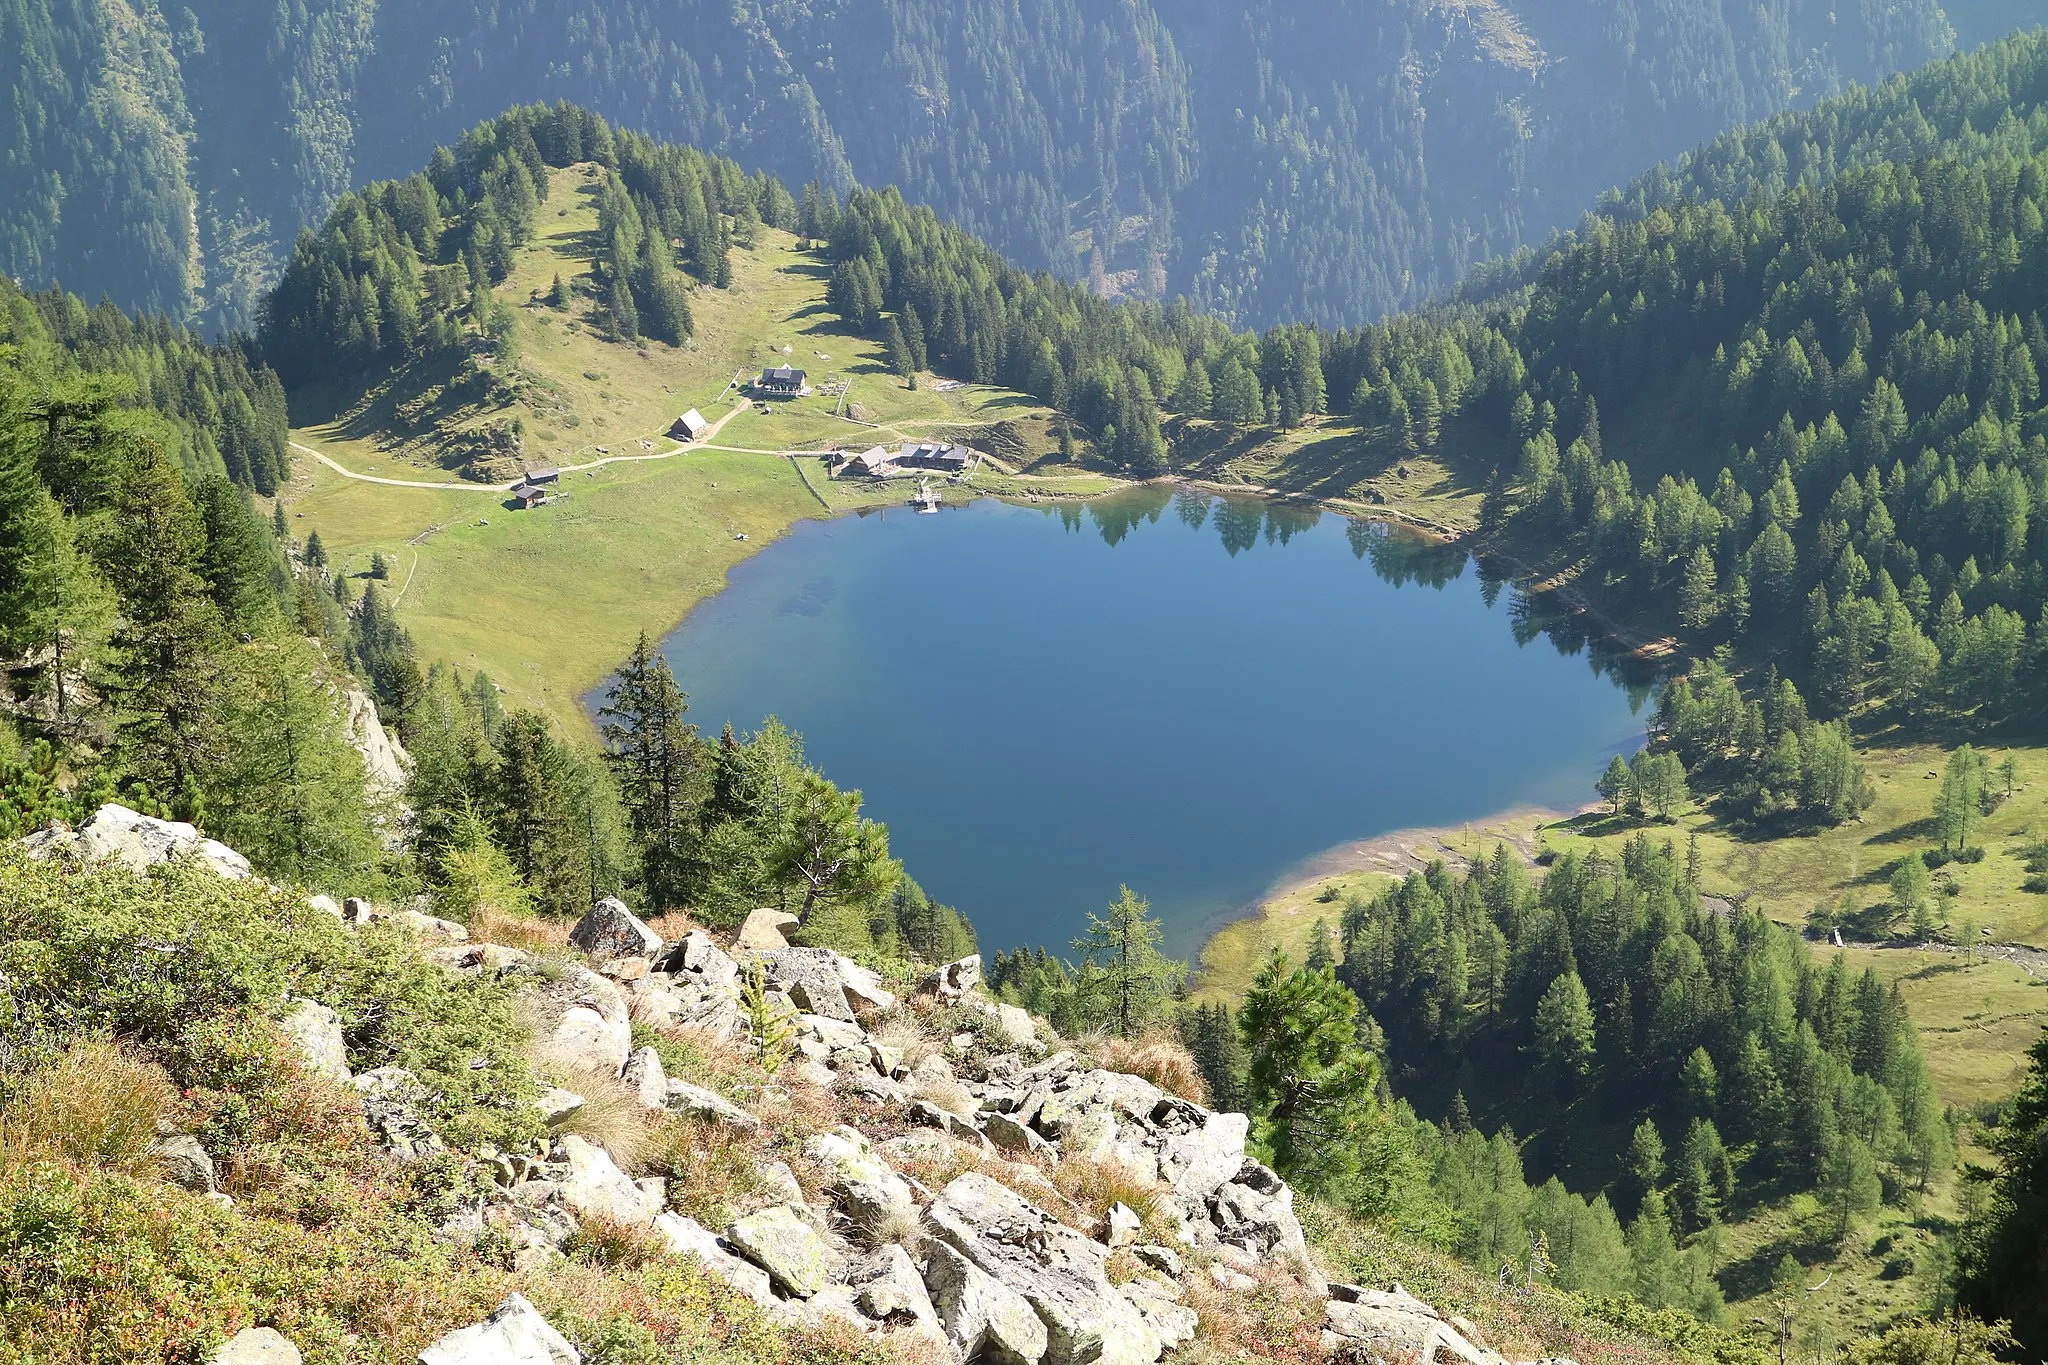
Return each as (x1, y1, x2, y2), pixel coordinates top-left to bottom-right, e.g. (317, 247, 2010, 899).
(636, 485, 1657, 960)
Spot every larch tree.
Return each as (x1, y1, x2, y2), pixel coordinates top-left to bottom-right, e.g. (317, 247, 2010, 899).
(1071, 884, 1184, 1037)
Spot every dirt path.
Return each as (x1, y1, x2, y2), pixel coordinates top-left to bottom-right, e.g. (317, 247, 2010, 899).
(291, 399, 757, 490)
(1854, 937, 2048, 979)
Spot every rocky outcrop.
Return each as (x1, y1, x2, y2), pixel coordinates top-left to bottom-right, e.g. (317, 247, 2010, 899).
(25, 804, 251, 880)
(342, 682, 411, 801)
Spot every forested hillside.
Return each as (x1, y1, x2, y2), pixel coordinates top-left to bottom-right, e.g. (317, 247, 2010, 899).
(3, 0, 2006, 333)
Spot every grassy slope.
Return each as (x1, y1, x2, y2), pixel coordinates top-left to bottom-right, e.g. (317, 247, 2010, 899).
(282, 164, 1116, 728)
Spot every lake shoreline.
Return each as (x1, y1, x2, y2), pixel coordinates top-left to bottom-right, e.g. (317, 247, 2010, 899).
(1190, 801, 1596, 1002)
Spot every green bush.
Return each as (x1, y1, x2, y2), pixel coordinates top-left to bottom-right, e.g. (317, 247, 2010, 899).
(0, 850, 539, 1149)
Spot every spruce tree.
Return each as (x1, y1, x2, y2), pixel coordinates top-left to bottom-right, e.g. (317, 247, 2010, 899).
(95, 441, 228, 794)
(599, 631, 708, 909)
(211, 630, 382, 887)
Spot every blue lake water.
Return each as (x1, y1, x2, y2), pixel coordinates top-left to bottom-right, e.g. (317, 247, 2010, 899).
(649, 487, 1653, 959)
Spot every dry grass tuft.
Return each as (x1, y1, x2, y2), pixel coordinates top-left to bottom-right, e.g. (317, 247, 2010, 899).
(471, 905, 572, 952)
(549, 1069, 654, 1172)
(1090, 1031, 1207, 1104)
(565, 1212, 667, 1269)
(643, 910, 698, 942)
(908, 1072, 979, 1120)
(0, 1038, 182, 1176)
(1052, 1153, 1177, 1242)
(867, 1010, 941, 1069)
(856, 1201, 924, 1253)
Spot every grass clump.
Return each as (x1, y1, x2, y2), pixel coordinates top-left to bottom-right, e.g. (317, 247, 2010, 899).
(1088, 1031, 1207, 1103)
(0, 1038, 181, 1176)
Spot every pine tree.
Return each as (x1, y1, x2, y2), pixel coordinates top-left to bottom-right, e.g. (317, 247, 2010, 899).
(1240, 950, 1379, 1193)
(1533, 970, 1597, 1085)
(1597, 754, 1632, 816)
(884, 316, 914, 386)
(1071, 885, 1184, 1036)
(1934, 746, 1984, 854)
(192, 476, 279, 630)
(772, 771, 900, 926)
(1679, 546, 1719, 634)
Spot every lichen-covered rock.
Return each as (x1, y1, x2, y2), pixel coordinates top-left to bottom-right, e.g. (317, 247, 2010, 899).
(992, 1003, 1036, 1046)
(1322, 1286, 1499, 1365)
(569, 897, 662, 963)
(984, 1111, 1057, 1160)
(352, 1067, 444, 1157)
(278, 999, 350, 1082)
(556, 1134, 661, 1226)
(665, 1079, 759, 1129)
(417, 1293, 579, 1365)
(211, 1326, 302, 1365)
(849, 1244, 939, 1329)
(658, 929, 740, 987)
(921, 1238, 1049, 1364)
(757, 948, 881, 1022)
(726, 1204, 838, 1299)
(804, 1125, 915, 1232)
(1146, 1098, 1249, 1199)
(149, 1133, 215, 1192)
(653, 1213, 777, 1307)
(925, 1173, 1161, 1365)
(923, 955, 983, 1000)
(621, 1046, 667, 1110)
(1212, 1160, 1309, 1262)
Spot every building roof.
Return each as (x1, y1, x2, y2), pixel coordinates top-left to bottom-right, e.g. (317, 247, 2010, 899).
(760, 365, 807, 384)
(526, 467, 561, 483)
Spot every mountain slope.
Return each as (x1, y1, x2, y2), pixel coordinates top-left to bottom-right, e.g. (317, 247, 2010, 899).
(0, 0, 1995, 333)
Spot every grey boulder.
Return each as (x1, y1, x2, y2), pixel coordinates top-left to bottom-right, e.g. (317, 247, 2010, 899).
(556, 1134, 662, 1226)
(417, 1293, 579, 1365)
(149, 1133, 216, 1193)
(925, 1172, 1161, 1365)
(279, 998, 350, 1082)
(921, 1238, 1049, 1365)
(569, 897, 662, 963)
(726, 1204, 838, 1299)
(803, 1125, 916, 1233)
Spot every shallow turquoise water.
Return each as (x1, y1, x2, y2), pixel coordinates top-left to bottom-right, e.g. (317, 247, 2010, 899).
(647, 487, 1653, 959)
